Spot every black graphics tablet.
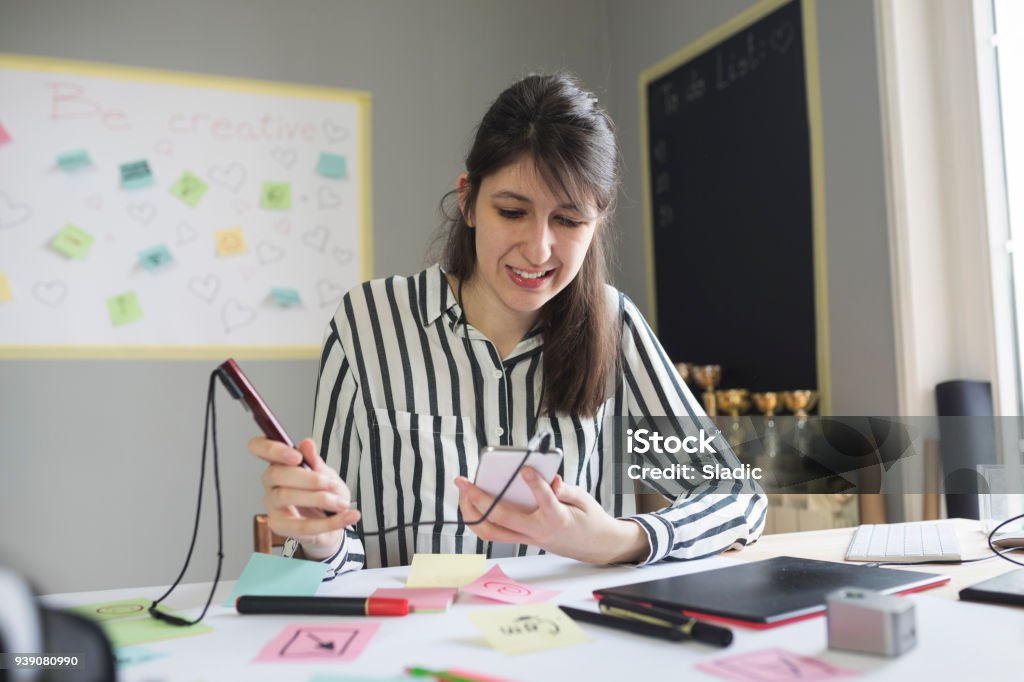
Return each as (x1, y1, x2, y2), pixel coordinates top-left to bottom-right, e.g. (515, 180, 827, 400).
(594, 556, 948, 629)
(959, 569, 1024, 607)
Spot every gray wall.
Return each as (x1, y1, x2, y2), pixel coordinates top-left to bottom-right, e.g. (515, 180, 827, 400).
(0, 0, 896, 593)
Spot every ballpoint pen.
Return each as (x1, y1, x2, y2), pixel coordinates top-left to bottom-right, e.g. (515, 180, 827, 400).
(596, 595, 734, 647)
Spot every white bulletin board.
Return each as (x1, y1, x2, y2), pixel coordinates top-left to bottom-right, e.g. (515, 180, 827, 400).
(0, 54, 371, 358)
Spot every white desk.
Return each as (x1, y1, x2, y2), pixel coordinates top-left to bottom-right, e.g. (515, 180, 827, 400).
(43, 521, 1024, 681)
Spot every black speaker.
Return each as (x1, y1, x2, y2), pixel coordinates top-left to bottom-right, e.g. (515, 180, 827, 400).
(935, 380, 998, 519)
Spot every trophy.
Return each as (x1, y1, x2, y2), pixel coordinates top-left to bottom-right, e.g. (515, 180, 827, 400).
(751, 392, 782, 458)
(781, 390, 818, 456)
(716, 389, 750, 449)
(691, 365, 722, 416)
(673, 362, 690, 386)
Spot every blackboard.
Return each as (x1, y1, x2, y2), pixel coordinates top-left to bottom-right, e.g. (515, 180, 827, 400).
(640, 0, 827, 399)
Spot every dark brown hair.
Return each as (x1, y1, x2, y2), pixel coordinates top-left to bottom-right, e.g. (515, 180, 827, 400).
(439, 73, 621, 417)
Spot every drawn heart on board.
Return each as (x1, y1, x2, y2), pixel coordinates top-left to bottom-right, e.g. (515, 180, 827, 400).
(318, 187, 341, 209)
(176, 222, 197, 245)
(33, 280, 68, 306)
(316, 279, 344, 308)
(127, 203, 156, 224)
(222, 298, 256, 333)
(272, 218, 291, 234)
(333, 248, 353, 266)
(153, 138, 174, 155)
(303, 225, 329, 253)
(323, 120, 348, 143)
(770, 22, 795, 53)
(209, 163, 245, 193)
(188, 274, 220, 303)
(271, 148, 297, 168)
(257, 241, 285, 265)
(0, 193, 31, 229)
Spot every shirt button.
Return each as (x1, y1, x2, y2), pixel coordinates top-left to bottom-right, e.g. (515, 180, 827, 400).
(493, 369, 503, 379)
(494, 427, 505, 437)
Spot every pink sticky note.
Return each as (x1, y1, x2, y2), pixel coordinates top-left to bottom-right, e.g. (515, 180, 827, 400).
(461, 564, 560, 605)
(0, 122, 11, 145)
(697, 648, 859, 682)
(253, 623, 379, 663)
(371, 587, 456, 613)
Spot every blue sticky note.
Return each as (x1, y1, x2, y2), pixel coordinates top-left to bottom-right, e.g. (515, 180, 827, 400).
(270, 287, 302, 308)
(138, 244, 173, 271)
(58, 149, 93, 172)
(115, 646, 170, 669)
(224, 553, 327, 607)
(317, 152, 347, 179)
(120, 160, 154, 189)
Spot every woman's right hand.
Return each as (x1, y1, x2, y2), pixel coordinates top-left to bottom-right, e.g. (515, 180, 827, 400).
(248, 436, 361, 560)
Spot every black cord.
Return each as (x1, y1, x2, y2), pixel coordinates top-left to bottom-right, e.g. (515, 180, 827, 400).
(149, 371, 225, 627)
(868, 512, 1024, 569)
(986, 511, 1024, 568)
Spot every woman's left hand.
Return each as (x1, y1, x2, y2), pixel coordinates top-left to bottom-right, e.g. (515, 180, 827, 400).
(454, 468, 650, 564)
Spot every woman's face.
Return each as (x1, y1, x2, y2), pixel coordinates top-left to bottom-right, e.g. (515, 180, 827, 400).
(460, 157, 599, 327)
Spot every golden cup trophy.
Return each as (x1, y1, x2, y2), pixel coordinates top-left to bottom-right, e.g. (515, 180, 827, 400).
(781, 390, 818, 455)
(716, 388, 751, 449)
(691, 365, 722, 416)
(673, 362, 690, 386)
(751, 391, 782, 458)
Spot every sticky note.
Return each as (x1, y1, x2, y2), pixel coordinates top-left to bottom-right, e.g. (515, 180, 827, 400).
(270, 287, 301, 308)
(224, 553, 328, 607)
(462, 565, 559, 605)
(254, 623, 379, 663)
(406, 554, 486, 588)
(0, 272, 11, 302)
(214, 226, 248, 257)
(120, 160, 154, 189)
(115, 646, 170, 669)
(317, 152, 347, 179)
(468, 603, 589, 655)
(170, 170, 209, 207)
(370, 587, 456, 613)
(106, 291, 143, 327)
(261, 181, 292, 210)
(139, 244, 173, 271)
(58, 149, 93, 172)
(65, 598, 212, 648)
(0, 121, 10, 144)
(50, 223, 95, 259)
(696, 649, 860, 682)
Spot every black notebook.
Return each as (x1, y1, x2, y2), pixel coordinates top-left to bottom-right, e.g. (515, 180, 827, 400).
(594, 556, 948, 629)
(959, 569, 1024, 607)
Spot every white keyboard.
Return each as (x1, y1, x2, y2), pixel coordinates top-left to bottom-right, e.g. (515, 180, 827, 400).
(845, 521, 963, 562)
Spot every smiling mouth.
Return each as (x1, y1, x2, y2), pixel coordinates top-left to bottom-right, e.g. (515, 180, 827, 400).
(509, 266, 553, 279)
(506, 265, 556, 288)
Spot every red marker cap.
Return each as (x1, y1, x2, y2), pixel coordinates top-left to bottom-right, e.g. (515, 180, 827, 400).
(366, 596, 410, 616)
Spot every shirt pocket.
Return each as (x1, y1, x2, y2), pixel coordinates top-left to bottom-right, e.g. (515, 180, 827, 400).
(367, 408, 480, 557)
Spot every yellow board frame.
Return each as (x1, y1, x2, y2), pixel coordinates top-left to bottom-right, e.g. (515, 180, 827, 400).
(0, 53, 373, 360)
(637, 0, 831, 415)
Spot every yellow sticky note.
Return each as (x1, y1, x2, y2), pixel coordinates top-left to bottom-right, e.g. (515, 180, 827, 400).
(468, 603, 590, 655)
(0, 272, 11, 302)
(214, 227, 248, 257)
(406, 553, 485, 588)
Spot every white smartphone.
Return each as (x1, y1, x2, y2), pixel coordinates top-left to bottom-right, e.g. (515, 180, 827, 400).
(473, 444, 563, 512)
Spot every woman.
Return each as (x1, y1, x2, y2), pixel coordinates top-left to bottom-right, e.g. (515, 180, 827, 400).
(249, 74, 766, 577)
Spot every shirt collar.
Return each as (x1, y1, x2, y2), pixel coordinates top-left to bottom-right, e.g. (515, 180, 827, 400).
(420, 263, 459, 327)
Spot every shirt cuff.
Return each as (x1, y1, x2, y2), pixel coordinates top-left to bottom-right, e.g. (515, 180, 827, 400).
(628, 512, 676, 566)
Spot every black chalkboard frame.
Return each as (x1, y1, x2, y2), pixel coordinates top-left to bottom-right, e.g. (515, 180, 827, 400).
(638, 0, 831, 414)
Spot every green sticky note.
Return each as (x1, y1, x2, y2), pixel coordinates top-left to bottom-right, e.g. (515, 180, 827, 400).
(139, 244, 173, 271)
(270, 287, 301, 307)
(224, 552, 327, 607)
(260, 181, 291, 210)
(51, 223, 95, 259)
(120, 160, 154, 189)
(170, 170, 209, 207)
(66, 598, 212, 648)
(106, 291, 143, 327)
(317, 152, 347, 179)
(58, 149, 93, 172)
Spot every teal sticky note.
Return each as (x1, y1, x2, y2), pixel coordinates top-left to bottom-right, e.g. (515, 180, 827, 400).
(115, 646, 170, 669)
(138, 244, 173, 271)
(58, 149, 93, 172)
(317, 152, 347, 179)
(120, 160, 154, 189)
(270, 287, 301, 308)
(224, 553, 327, 607)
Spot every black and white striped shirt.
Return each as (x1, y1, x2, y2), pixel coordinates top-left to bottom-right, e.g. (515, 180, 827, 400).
(301, 264, 767, 576)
